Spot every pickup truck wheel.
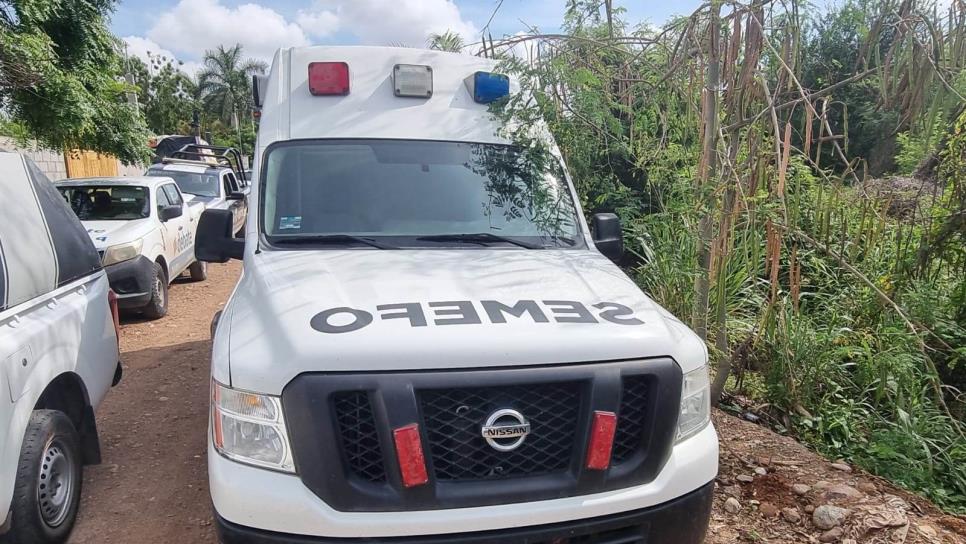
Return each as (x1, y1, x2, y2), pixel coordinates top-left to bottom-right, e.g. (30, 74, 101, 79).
(141, 262, 168, 320)
(5, 410, 82, 544)
(188, 261, 207, 282)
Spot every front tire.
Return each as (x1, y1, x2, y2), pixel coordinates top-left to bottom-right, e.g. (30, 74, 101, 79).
(188, 260, 207, 282)
(141, 262, 168, 320)
(5, 410, 83, 544)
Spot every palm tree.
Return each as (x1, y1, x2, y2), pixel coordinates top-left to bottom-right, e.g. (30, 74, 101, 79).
(197, 44, 267, 130)
(428, 31, 464, 53)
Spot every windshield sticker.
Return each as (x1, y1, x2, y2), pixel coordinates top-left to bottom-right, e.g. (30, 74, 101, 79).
(279, 216, 302, 230)
(310, 300, 644, 334)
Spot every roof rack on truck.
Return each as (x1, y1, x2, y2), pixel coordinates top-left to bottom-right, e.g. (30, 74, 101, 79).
(168, 144, 248, 184)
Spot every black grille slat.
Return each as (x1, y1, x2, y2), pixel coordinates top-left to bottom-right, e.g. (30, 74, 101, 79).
(419, 383, 581, 481)
(613, 376, 649, 463)
(333, 392, 386, 482)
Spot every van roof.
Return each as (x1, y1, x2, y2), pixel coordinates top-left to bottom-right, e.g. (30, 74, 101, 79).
(259, 46, 513, 147)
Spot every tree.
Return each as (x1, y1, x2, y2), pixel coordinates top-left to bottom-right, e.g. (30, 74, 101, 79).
(127, 54, 198, 135)
(0, 0, 150, 163)
(197, 44, 266, 130)
(428, 31, 465, 52)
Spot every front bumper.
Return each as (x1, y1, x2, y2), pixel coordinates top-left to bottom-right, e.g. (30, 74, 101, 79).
(210, 424, 717, 539)
(103, 255, 155, 308)
(216, 481, 713, 544)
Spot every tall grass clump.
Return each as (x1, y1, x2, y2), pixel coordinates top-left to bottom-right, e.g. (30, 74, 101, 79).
(489, 0, 966, 511)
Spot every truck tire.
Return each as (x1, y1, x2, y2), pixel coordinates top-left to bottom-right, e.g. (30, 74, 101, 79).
(188, 261, 208, 282)
(142, 262, 168, 320)
(5, 410, 83, 544)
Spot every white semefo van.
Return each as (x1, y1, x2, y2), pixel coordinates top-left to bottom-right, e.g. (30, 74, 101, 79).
(0, 153, 120, 543)
(196, 47, 717, 544)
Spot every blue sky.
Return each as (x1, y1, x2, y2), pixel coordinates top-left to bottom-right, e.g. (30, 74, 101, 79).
(111, 0, 702, 75)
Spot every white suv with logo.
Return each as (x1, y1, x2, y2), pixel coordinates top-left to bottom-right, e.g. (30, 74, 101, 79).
(196, 47, 717, 544)
(1, 153, 120, 543)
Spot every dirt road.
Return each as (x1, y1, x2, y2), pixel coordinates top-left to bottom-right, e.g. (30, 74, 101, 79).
(67, 263, 238, 543)
(67, 261, 965, 543)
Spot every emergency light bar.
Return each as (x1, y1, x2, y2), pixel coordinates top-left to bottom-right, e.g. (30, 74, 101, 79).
(465, 71, 510, 104)
(308, 62, 350, 96)
(306, 61, 509, 104)
(393, 64, 433, 98)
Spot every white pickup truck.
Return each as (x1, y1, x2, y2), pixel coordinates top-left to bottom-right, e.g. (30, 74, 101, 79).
(145, 161, 248, 236)
(55, 176, 206, 319)
(2, 152, 120, 544)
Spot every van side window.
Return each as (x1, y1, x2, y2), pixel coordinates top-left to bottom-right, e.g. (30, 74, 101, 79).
(162, 184, 183, 206)
(156, 186, 171, 213)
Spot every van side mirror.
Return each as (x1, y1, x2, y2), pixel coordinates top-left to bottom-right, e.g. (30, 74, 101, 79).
(591, 213, 623, 263)
(196, 209, 244, 262)
(226, 191, 245, 201)
(159, 205, 183, 222)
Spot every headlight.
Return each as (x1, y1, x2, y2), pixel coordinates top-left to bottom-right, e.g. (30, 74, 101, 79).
(676, 364, 711, 443)
(211, 380, 295, 473)
(101, 239, 143, 266)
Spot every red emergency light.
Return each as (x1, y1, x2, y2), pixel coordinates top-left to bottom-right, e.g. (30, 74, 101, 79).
(308, 62, 350, 96)
(393, 423, 429, 487)
(585, 411, 617, 470)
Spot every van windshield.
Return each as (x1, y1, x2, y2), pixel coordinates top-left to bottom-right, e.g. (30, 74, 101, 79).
(261, 140, 583, 249)
(148, 169, 220, 198)
(58, 185, 150, 220)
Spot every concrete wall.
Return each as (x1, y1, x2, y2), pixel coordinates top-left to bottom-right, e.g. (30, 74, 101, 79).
(0, 137, 146, 180)
(0, 137, 68, 180)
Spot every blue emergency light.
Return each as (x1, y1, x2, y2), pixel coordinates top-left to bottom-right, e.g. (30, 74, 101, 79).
(466, 71, 510, 104)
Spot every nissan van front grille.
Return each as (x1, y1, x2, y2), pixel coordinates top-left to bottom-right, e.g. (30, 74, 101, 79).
(418, 382, 581, 480)
(281, 359, 682, 512)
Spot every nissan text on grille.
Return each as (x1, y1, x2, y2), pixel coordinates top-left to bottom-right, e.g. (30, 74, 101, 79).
(196, 46, 718, 544)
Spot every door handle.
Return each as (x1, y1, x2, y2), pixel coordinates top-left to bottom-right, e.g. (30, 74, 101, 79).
(178, 226, 184, 230)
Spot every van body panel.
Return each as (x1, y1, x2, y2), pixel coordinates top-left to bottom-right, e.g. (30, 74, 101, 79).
(225, 249, 706, 394)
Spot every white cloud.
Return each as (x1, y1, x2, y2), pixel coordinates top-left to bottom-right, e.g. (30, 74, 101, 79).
(147, 0, 310, 62)
(122, 36, 203, 78)
(124, 0, 478, 76)
(296, 9, 340, 38)
(296, 0, 478, 48)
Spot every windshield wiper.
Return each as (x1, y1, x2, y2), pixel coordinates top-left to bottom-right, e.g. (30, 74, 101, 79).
(416, 233, 544, 249)
(272, 234, 397, 249)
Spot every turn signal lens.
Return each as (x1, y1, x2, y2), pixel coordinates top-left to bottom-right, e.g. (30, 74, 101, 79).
(308, 62, 350, 96)
(585, 411, 617, 470)
(393, 424, 429, 487)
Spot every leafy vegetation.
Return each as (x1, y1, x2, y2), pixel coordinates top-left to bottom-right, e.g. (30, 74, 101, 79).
(491, 0, 966, 511)
(0, 0, 150, 163)
(125, 43, 264, 155)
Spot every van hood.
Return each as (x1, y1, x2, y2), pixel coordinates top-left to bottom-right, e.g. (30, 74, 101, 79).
(224, 249, 707, 394)
(82, 219, 154, 250)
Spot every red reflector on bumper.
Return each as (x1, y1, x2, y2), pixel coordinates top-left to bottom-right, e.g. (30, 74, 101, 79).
(308, 62, 350, 96)
(393, 424, 429, 487)
(585, 411, 617, 470)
